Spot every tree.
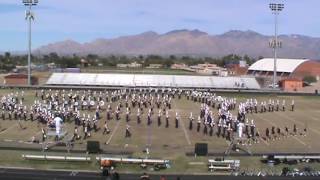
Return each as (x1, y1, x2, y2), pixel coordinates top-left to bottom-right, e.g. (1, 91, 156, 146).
(303, 75, 317, 84)
(4, 52, 11, 64)
(49, 52, 59, 62)
(163, 59, 174, 68)
(169, 55, 176, 60)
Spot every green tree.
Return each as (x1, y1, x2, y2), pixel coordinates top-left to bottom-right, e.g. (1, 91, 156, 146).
(303, 75, 317, 84)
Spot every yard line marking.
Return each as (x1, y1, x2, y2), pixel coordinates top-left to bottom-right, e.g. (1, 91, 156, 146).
(260, 137, 270, 146)
(310, 116, 320, 122)
(256, 115, 307, 146)
(292, 136, 307, 146)
(277, 113, 320, 136)
(179, 115, 192, 145)
(0, 123, 18, 135)
(106, 120, 121, 145)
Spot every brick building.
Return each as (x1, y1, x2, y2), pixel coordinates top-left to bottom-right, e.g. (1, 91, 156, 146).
(280, 79, 303, 91)
(4, 74, 38, 85)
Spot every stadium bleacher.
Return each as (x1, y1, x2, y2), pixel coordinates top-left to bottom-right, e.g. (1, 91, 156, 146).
(46, 73, 261, 89)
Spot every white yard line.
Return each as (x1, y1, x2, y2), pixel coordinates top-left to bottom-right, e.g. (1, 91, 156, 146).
(259, 137, 270, 146)
(106, 120, 121, 145)
(292, 136, 307, 146)
(257, 115, 307, 146)
(0, 123, 18, 135)
(310, 116, 320, 122)
(179, 115, 192, 145)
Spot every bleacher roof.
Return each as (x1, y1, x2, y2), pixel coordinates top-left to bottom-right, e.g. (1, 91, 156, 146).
(46, 73, 261, 89)
(248, 58, 308, 73)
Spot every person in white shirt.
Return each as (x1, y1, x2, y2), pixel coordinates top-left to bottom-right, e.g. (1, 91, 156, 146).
(54, 115, 63, 138)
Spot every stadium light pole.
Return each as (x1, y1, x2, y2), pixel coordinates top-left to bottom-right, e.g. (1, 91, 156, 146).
(23, 0, 38, 86)
(269, 3, 284, 89)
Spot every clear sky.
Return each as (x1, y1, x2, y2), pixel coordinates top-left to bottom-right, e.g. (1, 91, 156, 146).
(0, 0, 319, 51)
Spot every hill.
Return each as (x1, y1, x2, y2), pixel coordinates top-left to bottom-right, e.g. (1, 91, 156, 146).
(35, 29, 320, 59)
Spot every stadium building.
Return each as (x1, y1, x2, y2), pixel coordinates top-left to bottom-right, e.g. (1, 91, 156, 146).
(247, 58, 320, 80)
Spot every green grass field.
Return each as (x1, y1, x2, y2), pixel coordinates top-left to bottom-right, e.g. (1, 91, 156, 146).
(0, 89, 320, 173)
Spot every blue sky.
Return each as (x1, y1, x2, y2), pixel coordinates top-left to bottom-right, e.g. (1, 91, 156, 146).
(0, 0, 319, 51)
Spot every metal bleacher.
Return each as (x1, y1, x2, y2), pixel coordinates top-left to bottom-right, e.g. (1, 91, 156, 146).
(47, 73, 261, 89)
(208, 159, 240, 172)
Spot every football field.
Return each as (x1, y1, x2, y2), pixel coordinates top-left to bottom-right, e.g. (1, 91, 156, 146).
(0, 89, 319, 158)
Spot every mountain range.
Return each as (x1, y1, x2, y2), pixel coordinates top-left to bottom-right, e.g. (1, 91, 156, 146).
(34, 29, 320, 59)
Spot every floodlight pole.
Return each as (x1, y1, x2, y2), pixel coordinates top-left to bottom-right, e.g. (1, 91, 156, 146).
(273, 11, 278, 89)
(27, 4, 32, 86)
(23, 0, 38, 86)
(269, 3, 284, 89)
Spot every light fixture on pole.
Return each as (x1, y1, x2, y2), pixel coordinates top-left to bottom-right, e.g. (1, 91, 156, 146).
(269, 3, 284, 89)
(23, 0, 38, 86)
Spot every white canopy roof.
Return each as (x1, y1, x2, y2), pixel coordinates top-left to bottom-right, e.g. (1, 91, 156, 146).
(248, 58, 308, 73)
(46, 73, 260, 89)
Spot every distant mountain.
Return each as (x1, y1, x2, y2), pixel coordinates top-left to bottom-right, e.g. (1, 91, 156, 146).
(34, 29, 320, 59)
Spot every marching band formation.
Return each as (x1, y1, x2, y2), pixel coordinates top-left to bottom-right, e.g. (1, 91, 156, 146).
(0, 88, 303, 147)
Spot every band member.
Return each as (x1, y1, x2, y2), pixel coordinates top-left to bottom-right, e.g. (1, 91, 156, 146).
(103, 121, 110, 134)
(165, 111, 169, 128)
(265, 128, 270, 141)
(147, 113, 152, 126)
(237, 121, 244, 139)
(209, 122, 214, 137)
(276, 127, 281, 139)
(285, 126, 289, 137)
(271, 126, 276, 140)
(158, 110, 161, 126)
(73, 126, 80, 140)
(293, 124, 297, 136)
(197, 116, 201, 132)
(115, 109, 120, 120)
(303, 126, 307, 136)
(189, 112, 194, 130)
(291, 99, 295, 111)
(107, 109, 111, 120)
(245, 119, 250, 138)
(250, 120, 255, 140)
(175, 112, 179, 128)
(125, 124, 131, 137)
(42, 128, 46, 142)
(137, 109, 141, 124)
(126, 108, 130, 122)
(84, 125, 88, 139)
(217, 118, 222, 137)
